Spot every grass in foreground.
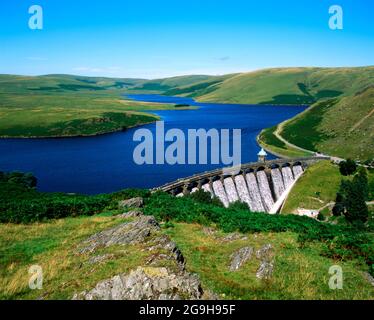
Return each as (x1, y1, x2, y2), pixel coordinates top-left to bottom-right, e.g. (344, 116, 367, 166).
(1, 214, 373, 300)
(166, 223, 374, 300)
(0, 214, 140, 299)
(1, 170, 374, 300)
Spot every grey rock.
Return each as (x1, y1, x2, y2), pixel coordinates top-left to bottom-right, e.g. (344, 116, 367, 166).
(223, 232, 248, 242)
(363, 272, 374, 287)
(72, 267, 203, 300)
(202, 227, 217, 236)
(255, 244, 275, 280)
(117, 210, 143, 218)
(87, 254, 114, 265)
(146, 234, 186, 270)
(229, 247, 253, 271)
(256, 261, 274, 280)
(78, 215, 160, 254)
(118, 197, 144, 209)
(256, 244, 274, 262)
(203, 227, 248, 243)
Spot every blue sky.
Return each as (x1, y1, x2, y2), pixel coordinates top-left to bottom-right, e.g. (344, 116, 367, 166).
(0, 0, 373, 78)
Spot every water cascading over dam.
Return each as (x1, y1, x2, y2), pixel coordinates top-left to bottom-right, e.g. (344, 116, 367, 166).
(155, 157, 328, 214)
(200, 165, 304, 213)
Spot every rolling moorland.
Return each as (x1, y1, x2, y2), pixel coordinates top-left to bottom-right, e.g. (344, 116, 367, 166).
(130, 66, 374, 161)
(1, 67, 374, 299)
(136, 66, 373, 161)
(0, 74, 192, 137)
(1, 66, 372, 160)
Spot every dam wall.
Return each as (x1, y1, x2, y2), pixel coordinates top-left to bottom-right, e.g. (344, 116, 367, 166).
(154, 157, 329, 213)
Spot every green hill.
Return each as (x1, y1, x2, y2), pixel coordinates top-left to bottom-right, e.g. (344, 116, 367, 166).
(127, 75, 219, 93)
(0, 74, 186, 137)
(141, 66, 373, 160)
(167, 67, 374, 105)
(180, 66, 372, 161)
(1, 176, 374, 300)
(282, 86, 374, 160)
(1, 67, 373, 159)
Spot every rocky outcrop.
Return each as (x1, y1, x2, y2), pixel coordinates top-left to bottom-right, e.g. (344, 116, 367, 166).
(229, 247, 253, 271)
(87, 253, 115, 265)
(117, 210, 143, 219)
(256, 244, 274, 261)
(202, 226, 247, 242)
(202, 227, 217, 237)
(228, 243, 275, 279)
(255, 244, 275, 280)
(73, 211, 214, 300)
(223, 233, 248, 242)
(146, 234, 186, 269)
(118, 197, 144, 209)
(363, 272, 374, 287)
(78, 215, 160, 254)
(73, 267, 203, 300)
(256, 261, 274, 280)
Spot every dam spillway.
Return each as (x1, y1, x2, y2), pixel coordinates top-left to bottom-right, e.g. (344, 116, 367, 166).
(154, 157, 329, 214)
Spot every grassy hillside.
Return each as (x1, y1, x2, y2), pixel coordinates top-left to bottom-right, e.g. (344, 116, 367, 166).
(282, 160, 374, 242)
(1, 67, 372, 148)
(201, 66, 373, 161)
(257, 126, 313, 158)
(1, 166, 372, 301)
(282, 161, 343, 214)
(127, 67, 373, 161)
(282, 87, 374, 160)
(163, 74, 237, 97)
(0, 75, 186, 137)
(166, 223, 373, 300)
(2, 216, 373, 300)
(125, 75, 220, 94)
(1, 175, 374, 300)
(194, 67, 374, 105)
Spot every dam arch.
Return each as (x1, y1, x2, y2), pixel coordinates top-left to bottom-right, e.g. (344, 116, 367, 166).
(154, 156, 329, 214)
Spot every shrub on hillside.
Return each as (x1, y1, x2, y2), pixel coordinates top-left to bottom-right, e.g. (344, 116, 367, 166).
(0, 194, 111, 224)
(332, 169, 369, 224)
(144, 190, 374, 276)
(332, 192, 345, 217)
(186, 189, 222, 206)
(339, 159, 357, 176)
(0, 171, 37, 189)
(0, 171, 116, 223)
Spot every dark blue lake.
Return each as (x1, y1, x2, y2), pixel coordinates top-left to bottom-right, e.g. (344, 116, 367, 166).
(0, 95, 307, 194)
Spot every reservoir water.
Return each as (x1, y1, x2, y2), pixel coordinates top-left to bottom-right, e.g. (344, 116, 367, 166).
(0, 95, 307, 194)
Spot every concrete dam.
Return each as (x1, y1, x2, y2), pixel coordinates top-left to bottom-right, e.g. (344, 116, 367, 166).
(154, 156, 329, 214)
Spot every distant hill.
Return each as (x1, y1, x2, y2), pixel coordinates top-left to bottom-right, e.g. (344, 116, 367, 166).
(282, 86, 374, 160)
(152, 67, 373, 105)
(1, 67, 373, 160)
(149, 66, 371, 161)
(0, 74, 146, 93)
(0, 74, 178, 137)
(125, 75, 221, 93)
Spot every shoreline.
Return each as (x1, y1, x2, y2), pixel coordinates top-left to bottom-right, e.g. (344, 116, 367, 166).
(0, 119, 159, 140)
(194, 97, 310, 107)
(256, 127, 314, 159)
(0, 94, 307, 139)
(0, 98, 199, 139)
